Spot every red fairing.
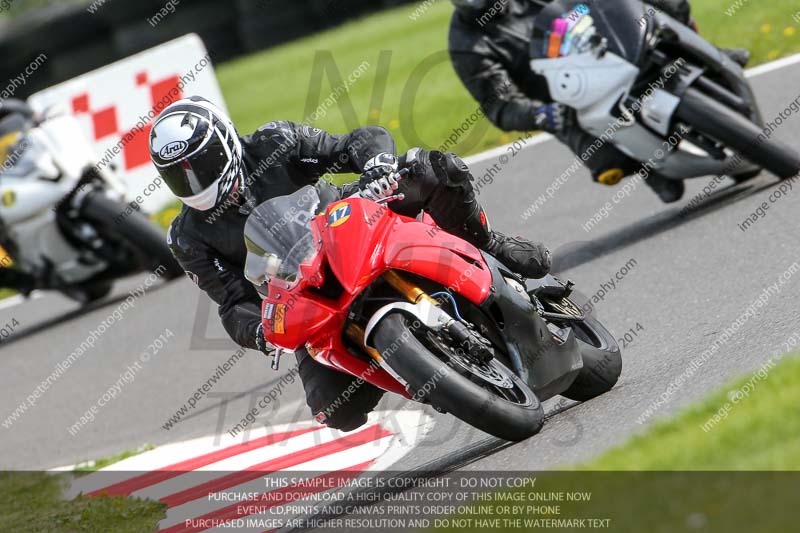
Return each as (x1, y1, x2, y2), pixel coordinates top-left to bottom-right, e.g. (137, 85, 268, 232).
(318, 199, 394, 294)
(383, 220, 492, 305)
(304, 335, 410, 397)
(258, 195, 492, 398)
(261, 285, 338, 351)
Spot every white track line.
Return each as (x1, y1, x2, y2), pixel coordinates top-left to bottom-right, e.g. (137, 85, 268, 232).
(61, 410, 432, 533)
(158, 434, 396, 530)
(745, 52, 800, 77)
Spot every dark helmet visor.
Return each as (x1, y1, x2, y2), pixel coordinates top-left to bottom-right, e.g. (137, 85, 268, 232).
(158, 135, 230, 198)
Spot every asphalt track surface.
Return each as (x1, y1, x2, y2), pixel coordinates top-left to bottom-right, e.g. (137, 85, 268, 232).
(2, 55, 800, 473)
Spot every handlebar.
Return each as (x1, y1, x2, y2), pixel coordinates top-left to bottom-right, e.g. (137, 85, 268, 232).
(349, 167, 410, 204)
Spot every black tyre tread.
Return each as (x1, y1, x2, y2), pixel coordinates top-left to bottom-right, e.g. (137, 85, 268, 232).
(561, 316, 622, 402)
(81, 192, 182, 279)
(372, 314, 544, 442)
(675, 87, 800, 179)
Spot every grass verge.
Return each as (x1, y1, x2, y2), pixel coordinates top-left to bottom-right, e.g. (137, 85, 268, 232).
(584, 354, 800, 471)
(0, 473, 165, 533)
(0, 447, 164, 532)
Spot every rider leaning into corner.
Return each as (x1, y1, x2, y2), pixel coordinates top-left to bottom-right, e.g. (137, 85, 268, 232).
(0, 99, 39, 293)
(149, 96, 552, 431)
(448, 0, 751, 203)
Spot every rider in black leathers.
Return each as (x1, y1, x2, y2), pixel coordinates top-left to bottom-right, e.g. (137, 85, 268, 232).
(152, 97, 551, 431)
(448, 0, 749, 203)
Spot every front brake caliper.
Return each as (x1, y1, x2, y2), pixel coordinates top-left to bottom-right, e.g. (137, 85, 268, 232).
(446, 321, 494, 364)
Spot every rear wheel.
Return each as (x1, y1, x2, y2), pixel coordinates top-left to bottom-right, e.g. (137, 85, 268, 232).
(675, 87, 800, 179)
(372, 313, 544, 442)
(561, 314, 622, 402)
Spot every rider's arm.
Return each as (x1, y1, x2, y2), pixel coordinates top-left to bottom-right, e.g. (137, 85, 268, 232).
(285, 122, 397, 179)
(167, 222, 262, 351)
(449, 46, 545, 133)
(247, 121, 396, 184)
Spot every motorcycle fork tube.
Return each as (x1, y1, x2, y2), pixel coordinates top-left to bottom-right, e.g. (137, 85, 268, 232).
(344, 272, 437, 362)
(345, 323, 384, 363)
(381, 270, 439, 305)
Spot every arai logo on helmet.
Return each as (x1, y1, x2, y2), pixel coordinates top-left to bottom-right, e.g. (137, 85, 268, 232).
(159, 140, 189, 161)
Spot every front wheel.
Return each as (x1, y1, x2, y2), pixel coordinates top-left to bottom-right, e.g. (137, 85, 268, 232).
(80, 191, 182, 279)
(372, 313, 544, 442)
(675, 87, 800, 179)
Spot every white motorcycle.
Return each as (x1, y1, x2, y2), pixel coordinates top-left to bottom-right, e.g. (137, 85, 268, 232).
(530, 0, 800, 184)
(0, 107, 181, 303)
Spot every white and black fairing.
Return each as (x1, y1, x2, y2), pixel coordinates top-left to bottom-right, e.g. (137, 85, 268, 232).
(529, 0, 766, 181)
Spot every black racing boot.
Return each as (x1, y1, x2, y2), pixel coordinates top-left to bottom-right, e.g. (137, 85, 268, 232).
(484, 232, 552, 279)
(645, 173, 685, 203)
(721, 48, 750, 68)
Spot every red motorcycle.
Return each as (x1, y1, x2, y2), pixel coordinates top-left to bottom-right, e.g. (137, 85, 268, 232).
(244, 184, 622, 441)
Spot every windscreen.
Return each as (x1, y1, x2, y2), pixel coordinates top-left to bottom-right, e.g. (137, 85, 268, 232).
(243, 185, 321, 289)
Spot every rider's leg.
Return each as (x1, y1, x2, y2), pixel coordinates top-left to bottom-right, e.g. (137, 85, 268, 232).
(393, 148, 552, 279)
(557, 128, 685, 204)
(295, 348, 385, 432)
(0, 269, 35, 293)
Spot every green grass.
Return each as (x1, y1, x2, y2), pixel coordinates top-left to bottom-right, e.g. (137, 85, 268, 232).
(693, 0, 800, 65)
(584, 354, 800, 470)
(72, 444, 156, 474)
(0, 447, 165, 532)
(0, 473, 165, 533)
(216, 1, 507, 158)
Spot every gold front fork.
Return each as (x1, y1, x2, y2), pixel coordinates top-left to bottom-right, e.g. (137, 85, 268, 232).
(381, 270, 438, 305)
(344, 271, 439, 363)
(345, 323, 383, 363)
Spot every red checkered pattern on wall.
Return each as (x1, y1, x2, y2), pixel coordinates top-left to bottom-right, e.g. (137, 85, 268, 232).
(70, 72, 183, 171)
